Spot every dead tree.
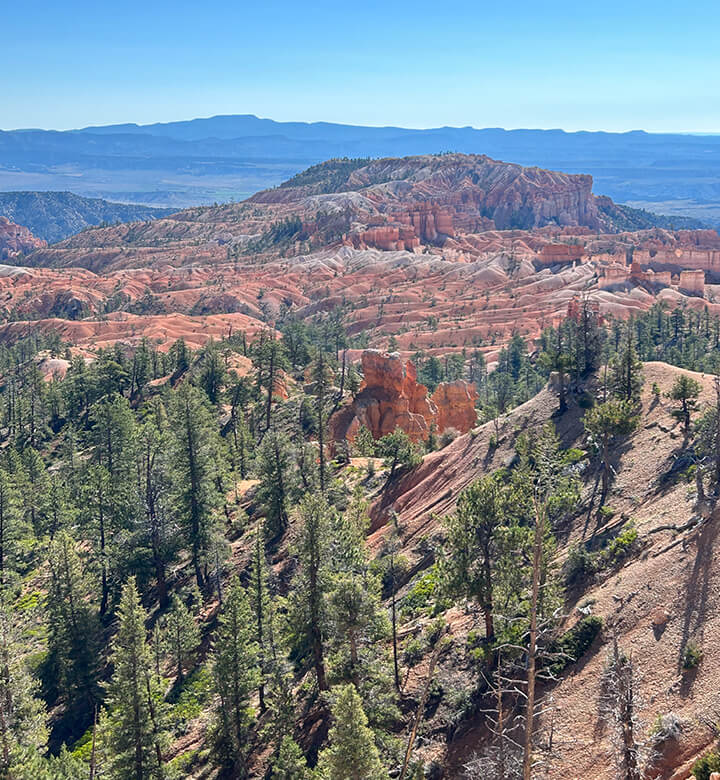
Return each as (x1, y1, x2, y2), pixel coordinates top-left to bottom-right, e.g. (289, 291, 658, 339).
(600, 638, 646, 780)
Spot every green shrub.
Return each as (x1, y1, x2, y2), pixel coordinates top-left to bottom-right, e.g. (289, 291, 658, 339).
(402, 638, 425, 667)
(683, 640, 703, 670)
(692, 750, 720, 780)
(425, 617, 447, 647)
(597, 505, 615, 521)
(601, 523, 638, 566)
(401, 566, 449, 617)
(564, 447, 586, 464)
(578, 392, 595, 409)
(439, 427, 460, 448)
(564, 544, 599, 586)
(168, 667, 212, 733)
(547, 616, 603, 676)
(466, 629, 493, 666)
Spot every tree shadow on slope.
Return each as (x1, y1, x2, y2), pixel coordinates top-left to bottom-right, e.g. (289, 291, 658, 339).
(677, 516, 718, 681)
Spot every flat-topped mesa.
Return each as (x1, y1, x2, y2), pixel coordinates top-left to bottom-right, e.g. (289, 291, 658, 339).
(249, 154, 604, 244)
(328, 350, 478, 449)
(0, 217, 46, 260)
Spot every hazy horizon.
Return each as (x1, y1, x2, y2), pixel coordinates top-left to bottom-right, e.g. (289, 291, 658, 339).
(3, 113, 719, 135)
(4, 0, 719, 133)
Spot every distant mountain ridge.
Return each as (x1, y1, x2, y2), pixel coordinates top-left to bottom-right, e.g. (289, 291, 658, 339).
(0, 192, 174, 243)
(1, 115, 720, 223)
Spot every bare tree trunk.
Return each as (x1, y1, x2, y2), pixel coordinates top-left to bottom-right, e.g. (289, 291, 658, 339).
(400, 636, 445, 780)
(524, 498, 544, 780)
(391, 549, 400, 691)
(89, 706, 97, 780)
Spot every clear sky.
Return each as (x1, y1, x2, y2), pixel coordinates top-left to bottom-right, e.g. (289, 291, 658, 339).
(3, 0, 719, 133)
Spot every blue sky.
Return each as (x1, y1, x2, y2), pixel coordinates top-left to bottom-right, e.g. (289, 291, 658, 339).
(3, 0, 719, 132)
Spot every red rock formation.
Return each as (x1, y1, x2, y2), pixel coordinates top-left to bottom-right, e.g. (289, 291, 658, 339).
(353, 350, 436, 441)
(431, 381, 479, 433)
(537, 243, 584, 266)
(329, 351, 478, 448)
(0, 217, 46, 260)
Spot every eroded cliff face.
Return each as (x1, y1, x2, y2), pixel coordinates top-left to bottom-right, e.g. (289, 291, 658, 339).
(328, 350, 478, 447)
(0, 217, 46, 260)
(431, 380, 479, 433)
(251, 154, 602, 250)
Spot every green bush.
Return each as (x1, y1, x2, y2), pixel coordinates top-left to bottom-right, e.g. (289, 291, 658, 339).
(401, 565, 449, 617)
(425, 617, 447, 647)
(564, 447, 587, 464)
(683, 640, 703, 670)
(597, 505, 615, 522)
(601, 523, 638, 566)
(565, 524, 639, 586)
(692, 751, 720, 780)
(564, 544, 599, 586)
(547, 616, 603, 676)
(402, 638, 425, 667)
(578, 392, 595, 409)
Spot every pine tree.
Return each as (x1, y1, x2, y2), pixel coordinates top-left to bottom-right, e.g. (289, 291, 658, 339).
(442, 474, 510, 641)
(327, 573, 388, 688)
(610, 331, 644, 403)
(162, 595, 200, 683)
(169, 338, 190, 376)
(82, 464, 113, 617)
(310, 350, 335, 494)
(668, 374, 702, 435)
(263, 661, 296, 756)
(248, 527, 272, 712)
(256, 430, 296, 539)
(211, 577, 259, 774)
(0, 599, 48, 775)
(16, 447, 50, 537)
(168, 384, 223, 588)
(289, 495, 330, 691)
(376, 428, 421, 481)
(89, 394, 136, 489)
(538, 325, 571, 413)
(133, 419, 176, 607)
(198, 340, 227, 404)
(252, 333, 289, 431)
(326, 491, 390, 692)
(104, 579, 167, 780)
(47, 473, 73, 540)
(584, 400, 639, 504)
(270, 736, 309, 780)
(45, 532, 101, 727)
(0, 470, 22, 587)
(315, 684, 387, 780)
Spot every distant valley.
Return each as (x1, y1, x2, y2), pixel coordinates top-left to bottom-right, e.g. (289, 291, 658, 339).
(0, 191, 173, 243)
